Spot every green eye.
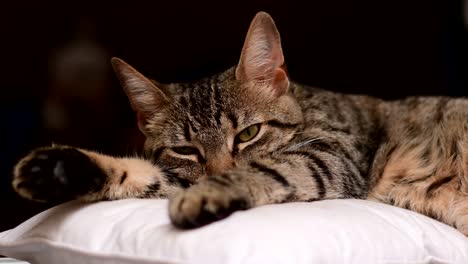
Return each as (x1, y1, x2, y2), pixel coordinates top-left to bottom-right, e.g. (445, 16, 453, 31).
(172, 147, 199, 155)
(237, 124, 260, 142)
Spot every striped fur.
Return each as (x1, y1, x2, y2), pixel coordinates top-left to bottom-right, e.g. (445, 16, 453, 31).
(13, 12, 468, 235)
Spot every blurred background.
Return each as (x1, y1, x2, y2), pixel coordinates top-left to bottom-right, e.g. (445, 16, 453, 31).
(0, 0, 467, 231)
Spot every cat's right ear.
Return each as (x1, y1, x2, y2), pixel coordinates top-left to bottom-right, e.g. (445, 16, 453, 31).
(111, 57, 169, 135)
(236, 12, 289, 99)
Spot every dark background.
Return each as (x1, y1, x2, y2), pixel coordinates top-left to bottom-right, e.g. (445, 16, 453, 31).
(0, 0, 467, 231)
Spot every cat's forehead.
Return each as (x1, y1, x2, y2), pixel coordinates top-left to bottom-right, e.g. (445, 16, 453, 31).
(160, 71, 263, 141)
(172, 68, 237, 96)
(152, 68, 275, 143)
(172, 81, 239, 130)
(170, 69, 243, 116)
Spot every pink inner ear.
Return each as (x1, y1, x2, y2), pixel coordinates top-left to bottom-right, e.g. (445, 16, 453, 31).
(272, 67, 289, 96)
(136, 111, 149, 135)
(274, 68, 287, 82)
(244, 48, 284, 83)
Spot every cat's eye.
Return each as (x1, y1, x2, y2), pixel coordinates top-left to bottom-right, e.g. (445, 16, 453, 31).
(237, 124, 260, 143)
(171, 146, 199, 155)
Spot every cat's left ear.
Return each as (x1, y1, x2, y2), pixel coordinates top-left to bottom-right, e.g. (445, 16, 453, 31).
(236, 12, 289, 97)
(111, 57, 170, 135)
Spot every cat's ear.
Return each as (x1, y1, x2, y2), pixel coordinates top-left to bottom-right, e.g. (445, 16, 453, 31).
(236, 12, 289, 97)
(111, 57, 169, 135)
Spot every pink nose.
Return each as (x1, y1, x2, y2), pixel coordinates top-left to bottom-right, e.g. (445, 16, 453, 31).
(206, 158, 235, 176)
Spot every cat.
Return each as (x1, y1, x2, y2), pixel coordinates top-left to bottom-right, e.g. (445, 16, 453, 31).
(12, 12, 468, 235)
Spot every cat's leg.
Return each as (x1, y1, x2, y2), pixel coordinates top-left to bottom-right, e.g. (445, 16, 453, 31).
(371, 176, 468, 236)
(13, 145, 188, 203)
(449, 196, 468, 236)
(169, 146, 366, 228)
(367, 120, 468, 236)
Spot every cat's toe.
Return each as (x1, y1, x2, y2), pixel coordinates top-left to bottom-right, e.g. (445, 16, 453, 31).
(169, 184, 249, 229)
(13, 147, 106, 202)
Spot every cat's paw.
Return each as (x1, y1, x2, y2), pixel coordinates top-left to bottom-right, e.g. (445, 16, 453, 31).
(13, 146, 106, 202)
(169, 181, 250, 229)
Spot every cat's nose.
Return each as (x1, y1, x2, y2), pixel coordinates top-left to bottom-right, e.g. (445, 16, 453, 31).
(206, 156, 235, 176)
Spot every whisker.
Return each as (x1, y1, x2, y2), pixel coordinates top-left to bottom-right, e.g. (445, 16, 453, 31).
(285, 137, 325, 151)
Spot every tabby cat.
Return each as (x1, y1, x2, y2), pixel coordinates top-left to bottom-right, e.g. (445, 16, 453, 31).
(12, 12, 468, 235)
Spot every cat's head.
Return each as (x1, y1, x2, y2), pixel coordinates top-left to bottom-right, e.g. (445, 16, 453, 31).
(112, 12, 303, 181)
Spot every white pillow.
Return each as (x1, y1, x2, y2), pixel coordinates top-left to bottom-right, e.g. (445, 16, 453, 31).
(0, 199, 467, 264)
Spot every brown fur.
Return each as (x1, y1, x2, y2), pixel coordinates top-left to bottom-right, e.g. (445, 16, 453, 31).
(12, 12, 468, 235)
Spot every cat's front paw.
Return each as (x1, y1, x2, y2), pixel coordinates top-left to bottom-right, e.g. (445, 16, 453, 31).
(13, 146, 106, 202)
(169, 181, 250, 229)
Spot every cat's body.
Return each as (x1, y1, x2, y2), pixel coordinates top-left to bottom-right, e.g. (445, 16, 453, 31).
(12, 12, 468, 235)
